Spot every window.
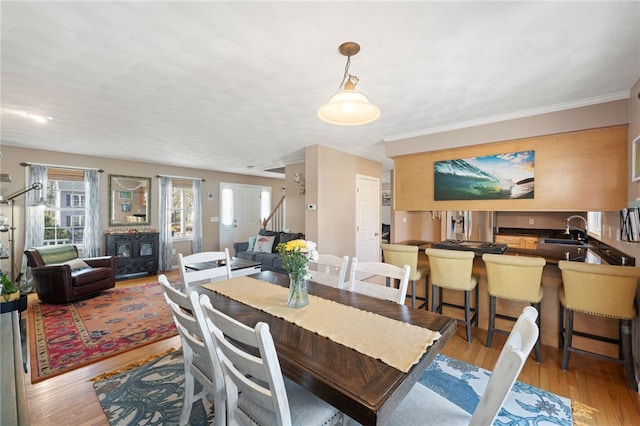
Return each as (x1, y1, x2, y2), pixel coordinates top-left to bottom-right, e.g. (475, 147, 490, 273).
(221, 187, 234, 226)
(68, 215, 85, 227)
(171, 180, 193, 239)
(587, 211, 601, 238)
(44, 168, 86, 246)
(261, 189, 271, 222)
(67, 194, 85, 207)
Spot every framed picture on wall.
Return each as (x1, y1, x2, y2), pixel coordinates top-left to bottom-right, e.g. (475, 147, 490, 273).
(434, 150, 535, 200)
(121, 202, 131, 212)
(633, 135, 640, 182)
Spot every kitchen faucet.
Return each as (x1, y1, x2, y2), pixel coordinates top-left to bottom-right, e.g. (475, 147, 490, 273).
(565, 215, 588, 241)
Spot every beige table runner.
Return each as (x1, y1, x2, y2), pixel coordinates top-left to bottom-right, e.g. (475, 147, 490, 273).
(203, 276, 441, 373)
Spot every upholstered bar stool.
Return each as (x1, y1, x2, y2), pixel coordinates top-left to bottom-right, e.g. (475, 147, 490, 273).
(558, 260, 640, 391)
(381, 243, 430, 308)
(425, 248, 479, 342)
(482, 253, 546, 362)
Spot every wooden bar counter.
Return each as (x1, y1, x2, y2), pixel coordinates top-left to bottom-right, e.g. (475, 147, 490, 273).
(415, 241, 629, 358)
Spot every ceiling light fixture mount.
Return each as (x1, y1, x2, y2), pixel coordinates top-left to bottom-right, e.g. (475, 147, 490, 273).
(317, 41, 380, 126)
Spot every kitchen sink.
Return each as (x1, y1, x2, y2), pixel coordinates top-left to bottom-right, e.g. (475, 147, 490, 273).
(541, 238, 592, 247)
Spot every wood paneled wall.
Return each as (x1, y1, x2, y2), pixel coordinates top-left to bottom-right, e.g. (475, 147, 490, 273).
(393, 126, 627, 212)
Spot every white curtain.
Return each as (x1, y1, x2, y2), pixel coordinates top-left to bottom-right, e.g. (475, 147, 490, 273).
(158, 176, 173, 271)
(83, 169, 101, 257)
(191, 179, 202, 253)
(24, 165, 48, 250)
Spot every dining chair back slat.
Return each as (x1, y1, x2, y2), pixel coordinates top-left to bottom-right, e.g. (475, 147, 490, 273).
(196, 293, 341, 426)
(178, 249, 232, 290)
(158, 275, 225, 426)
(386, 306, 539, 426)
(346, 258, 410, 304)
(308, 254, 349, 288)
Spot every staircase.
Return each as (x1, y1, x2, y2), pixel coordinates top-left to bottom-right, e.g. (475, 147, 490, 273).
(262, 188, 286, 231)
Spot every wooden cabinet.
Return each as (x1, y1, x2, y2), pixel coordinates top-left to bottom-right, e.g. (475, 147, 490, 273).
(393, 126, 627, 211)
(522, 237, 538, 250)
(495, 235, 538, 249)
(105, 232, 159, 279)
(495, 235, 521, 247)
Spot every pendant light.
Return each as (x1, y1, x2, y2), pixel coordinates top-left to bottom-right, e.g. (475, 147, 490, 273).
(317, 42, 380, 126)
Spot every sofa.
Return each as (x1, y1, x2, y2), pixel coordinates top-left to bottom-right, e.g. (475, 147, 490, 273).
(24, 244, 116, 304)
(233, 229, 305, 275)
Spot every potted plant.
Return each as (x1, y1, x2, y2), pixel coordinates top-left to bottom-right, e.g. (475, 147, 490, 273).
(1, 272, 20, 302)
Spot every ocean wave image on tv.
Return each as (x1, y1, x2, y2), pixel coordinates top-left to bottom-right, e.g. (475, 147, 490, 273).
(434, 151, 534, 200)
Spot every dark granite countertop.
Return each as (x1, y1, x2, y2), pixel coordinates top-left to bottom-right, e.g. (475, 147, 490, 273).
(506, 239, 634, 266)
(495, 227, 588, 240)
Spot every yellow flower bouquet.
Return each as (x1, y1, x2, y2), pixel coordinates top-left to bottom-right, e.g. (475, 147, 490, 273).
(276, 239, 319, 308)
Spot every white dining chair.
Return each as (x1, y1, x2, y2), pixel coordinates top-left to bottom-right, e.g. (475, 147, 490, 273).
(196, 293, 342, 426)
(386, 306, 540, 426)
(158, 275, 226, 426)
(308, 254, 349, 288)
(178, 249, 232, 290)
(346, 257, 410, 304)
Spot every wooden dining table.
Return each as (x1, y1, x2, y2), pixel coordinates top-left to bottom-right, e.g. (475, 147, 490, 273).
(199, 271, 457, 425)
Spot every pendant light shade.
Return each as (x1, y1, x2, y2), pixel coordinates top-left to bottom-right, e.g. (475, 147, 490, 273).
(317, 42, 380, 126)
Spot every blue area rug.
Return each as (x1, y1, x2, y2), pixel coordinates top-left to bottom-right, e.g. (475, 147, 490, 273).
(420, 354, 572, 425)
(93, 350, 213, 425)
(94, 351, 575, 425)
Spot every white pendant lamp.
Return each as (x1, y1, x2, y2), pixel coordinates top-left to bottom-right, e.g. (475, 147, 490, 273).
(317, 42, 380, 126)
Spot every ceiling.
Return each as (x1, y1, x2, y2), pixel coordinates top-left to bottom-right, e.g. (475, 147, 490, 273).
(2, 1, 639, 179)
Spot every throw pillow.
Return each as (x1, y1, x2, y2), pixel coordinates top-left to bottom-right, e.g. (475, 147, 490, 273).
(253, 235, 275, 253)
(38, 244, 79, 264)
(258, 229, 280, 250)
(279, 232, 305, 244)
(247, 236, 257, 251)
(63, 258, 91, 271)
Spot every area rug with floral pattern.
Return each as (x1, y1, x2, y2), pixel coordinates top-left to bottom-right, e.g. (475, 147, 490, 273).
(93, 351, 595, 426)
(29, 283, 177, 383)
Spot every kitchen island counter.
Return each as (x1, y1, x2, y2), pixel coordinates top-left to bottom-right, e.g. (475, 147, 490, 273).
(506, 238, 634, 266)
(417, 244, 625, 357)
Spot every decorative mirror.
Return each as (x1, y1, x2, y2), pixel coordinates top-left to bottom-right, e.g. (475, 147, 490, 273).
(109, 175, 151, 226)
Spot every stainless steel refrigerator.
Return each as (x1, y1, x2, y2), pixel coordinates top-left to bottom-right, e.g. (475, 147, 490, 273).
(444, 211, 494, 242)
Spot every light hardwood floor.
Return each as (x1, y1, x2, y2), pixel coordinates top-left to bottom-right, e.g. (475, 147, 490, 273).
(24, 272, 640, 425)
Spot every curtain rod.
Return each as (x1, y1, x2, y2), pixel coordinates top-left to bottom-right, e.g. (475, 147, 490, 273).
(156, 174, 205, 182)
(20, 162, 104, 172)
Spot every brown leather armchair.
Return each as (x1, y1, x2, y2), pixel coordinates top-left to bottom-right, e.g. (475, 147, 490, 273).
(24, 245, 116, 304)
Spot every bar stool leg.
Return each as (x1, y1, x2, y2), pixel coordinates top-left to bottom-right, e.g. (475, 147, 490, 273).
(561, 309, 574, 371)
(558, 300, 565, 350)
(411, 280, 416, 308)
(473, 285, 479, 327)
(621, 319, 638, 391)
(486, 296, 496, 348)
(464, 290, 472, 343)
(423, 275, 429, 310)
(431, 285, 439, 313)
(532, 302, 542, 363)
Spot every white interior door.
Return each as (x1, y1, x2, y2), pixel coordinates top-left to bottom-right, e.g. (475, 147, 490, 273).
(355, 174, 381, 262)
(219, 183, 266, 252)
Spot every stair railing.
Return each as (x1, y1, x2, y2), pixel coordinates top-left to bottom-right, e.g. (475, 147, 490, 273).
(262, 187, 286, 230)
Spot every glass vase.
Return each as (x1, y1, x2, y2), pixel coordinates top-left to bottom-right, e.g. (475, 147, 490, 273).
(288, 271, 309, 309)
(19, 266, 34, 294)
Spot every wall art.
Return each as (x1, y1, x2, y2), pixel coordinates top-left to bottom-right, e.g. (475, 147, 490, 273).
(434, 150, 535, 200)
